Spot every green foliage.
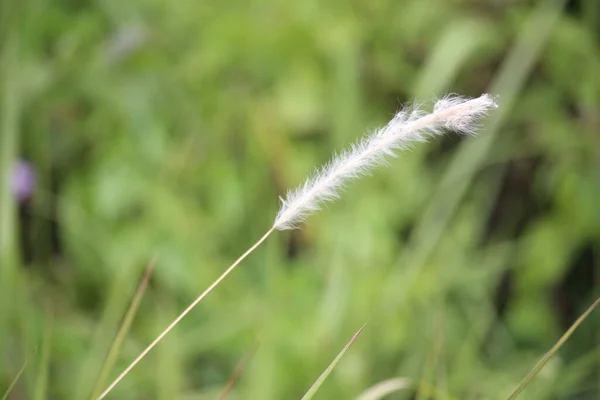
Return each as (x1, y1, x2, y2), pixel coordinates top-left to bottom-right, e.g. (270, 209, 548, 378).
(1, 0, 599, 399)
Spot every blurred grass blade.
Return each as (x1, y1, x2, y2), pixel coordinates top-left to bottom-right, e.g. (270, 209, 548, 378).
(384, 0, 568, 312)
(0, 36, 21, 361)
(355, 377, 412, 400)
(416, 316, 444, 400)
(301, 324, 365, 400)
(217, 343, 259, 400)
(413, 19, 489, 99)
(33, 307, 53, 400)
(1, 348, 36, 400)
(506, 296, 600, 400)
(90, 257, 156, 399)
(0, 39, 20, 271)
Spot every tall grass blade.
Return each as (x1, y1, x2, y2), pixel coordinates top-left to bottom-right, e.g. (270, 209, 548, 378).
(385, 0, 567, 310)
(217, 343, 259, 400)
(505, 296, 600, 400)
(301, 324, 365, 400)
(90, 257, 156, 399)
(32, 308, 52, 400)
(1, 348, 36, 400)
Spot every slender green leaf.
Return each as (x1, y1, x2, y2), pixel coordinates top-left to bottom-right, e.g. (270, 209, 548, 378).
(90, 258, 155, 399)
(217, 343, 259, 400)
(301, 324, 365, 400)
(506, 296, 600, 400)
(1, 348, 36, 400)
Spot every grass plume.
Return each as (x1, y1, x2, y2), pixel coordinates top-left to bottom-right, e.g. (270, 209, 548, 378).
(274, 94, 497, 230)
(98, 94, 497, 398)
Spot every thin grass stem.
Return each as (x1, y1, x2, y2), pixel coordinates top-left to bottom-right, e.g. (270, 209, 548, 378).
(97, 227, 275, 399)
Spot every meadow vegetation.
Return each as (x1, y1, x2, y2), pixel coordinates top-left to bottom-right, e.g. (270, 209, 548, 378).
(1, 0, 599, 399)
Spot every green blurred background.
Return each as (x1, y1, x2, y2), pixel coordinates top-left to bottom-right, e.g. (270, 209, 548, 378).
(1, 0, 599, 398)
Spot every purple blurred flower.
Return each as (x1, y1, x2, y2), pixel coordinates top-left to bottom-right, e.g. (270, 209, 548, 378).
(12, 161, 36, 202)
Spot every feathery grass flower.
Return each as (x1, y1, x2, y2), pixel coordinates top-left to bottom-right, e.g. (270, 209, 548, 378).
(274, 94, 497, 230)
(98, 93, 497, 399)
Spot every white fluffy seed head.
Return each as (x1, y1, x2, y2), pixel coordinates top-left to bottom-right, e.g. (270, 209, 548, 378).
(274, 94, 498, 230)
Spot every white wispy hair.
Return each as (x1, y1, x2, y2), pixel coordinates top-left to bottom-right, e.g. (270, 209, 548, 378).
(274, 94, 498, 230)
